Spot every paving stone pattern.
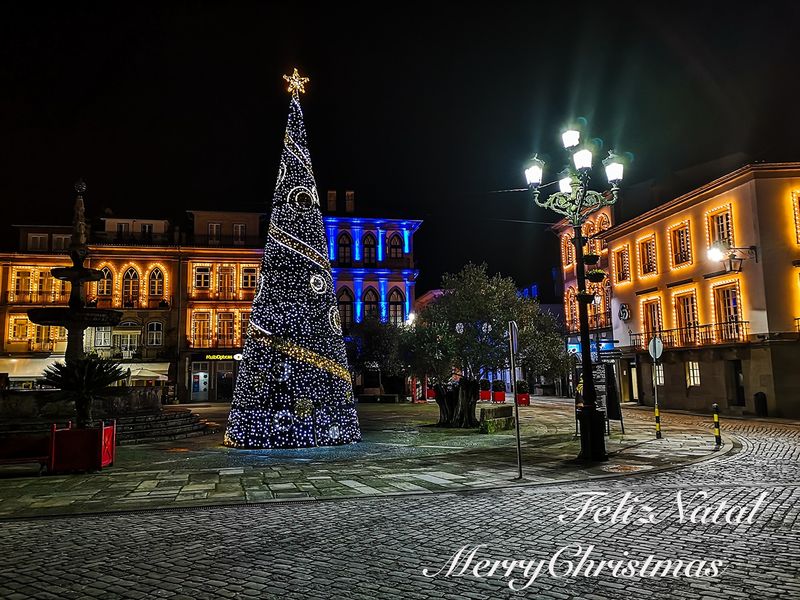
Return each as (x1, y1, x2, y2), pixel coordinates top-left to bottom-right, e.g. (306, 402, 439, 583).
(0, 402, 721, 518)
(1, 409, 799, 599)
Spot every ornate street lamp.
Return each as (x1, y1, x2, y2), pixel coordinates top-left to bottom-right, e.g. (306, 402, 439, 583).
(524, 132, 624, 461)
(707, 241, 758, 273)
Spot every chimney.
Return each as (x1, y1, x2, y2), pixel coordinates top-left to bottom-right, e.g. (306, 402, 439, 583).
(345, 190, 355, 213)
(327, 190, 337, 212)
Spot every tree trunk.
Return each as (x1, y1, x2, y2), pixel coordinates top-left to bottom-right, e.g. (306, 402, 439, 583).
(76, 395, 92, 429)
(433, 384, 454, 426)
(451, 378, 479, 428)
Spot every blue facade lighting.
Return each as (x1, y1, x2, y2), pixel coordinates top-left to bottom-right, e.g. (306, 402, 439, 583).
(354, 278, 364, 323)
(326, 224, 337, 260)
(379, 278, 389, 323)
(377, 227, 384, 262)
(352, 227, 362, 261)
(403, 229, 410, 253)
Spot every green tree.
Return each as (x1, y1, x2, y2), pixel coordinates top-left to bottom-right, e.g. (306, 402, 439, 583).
(407, 263, 520, 428)
(516, 297, 571, 383)
(41, 357, 129, 428)
(346, 316, 406, 393)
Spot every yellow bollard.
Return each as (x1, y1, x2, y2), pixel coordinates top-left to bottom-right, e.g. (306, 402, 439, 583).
(654, 404, 662, 439)
(712, 403, 722, 449)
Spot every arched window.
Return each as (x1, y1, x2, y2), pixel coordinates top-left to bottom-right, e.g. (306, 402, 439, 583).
(388, 234, 403, 259)
(337, 288, 354, 331)
(388, 288, 405, 326)
(562, 235, 574, 267)
(596, 213, 611, 251)
(148, 268, 164, 297)
(337, 232, 352, 266)
(98, 267, 113, 296)
(146, 321, 163, 346)
(122, 268, 140, 307)
(363, 288, 379, 319)
(363, 233, 377, 266)
(583, 221, 596, 254)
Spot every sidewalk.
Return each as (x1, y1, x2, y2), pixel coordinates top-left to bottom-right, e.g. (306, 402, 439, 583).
(0, 400, 728, 519)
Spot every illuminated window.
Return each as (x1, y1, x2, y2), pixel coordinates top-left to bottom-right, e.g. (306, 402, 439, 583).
(218, 267, 235, 294)
(193, 312, 211, 346)
(388, 234, 403, 259)
(11, 316, 28, 339)
(654, 363, 664, 386)
(217, 313, 234, 345)
(389, 288, 405, 326)
(233, 223, 246, 245)
(639, 236, 657, 275)
(565, 288, 578, 332)
(242, 267, 258, 288)
(337, 288, 354, 331)
(686, 361, 701, 387)
(707, 207, 733, 246)
(337, 233, 352, 266)
(140, 223, 153, 236)
(793, 191, 800, 244)
(562, 235, 574, 267)
(116, 223, 130, 234)
(241, 312, 251, 341)
(642, 299, 663, 336)
(122, 268, 140, 306)
(674, 291, 699, 344)
(14, 270, 32, 294)
(148, 268, 164, 297)
(146, 321, 163, 346)
(194, 266, 211, 289)
(363, 233, 377, 266)
(613, 247, 631, 282)
(713, 282, 743, 341)
(94, 326, 111, 347)
(98, 268, 113, 296)
(363, 288, 379, 319)
(670, 223, 692, 267)
(37, 272, 53, 295)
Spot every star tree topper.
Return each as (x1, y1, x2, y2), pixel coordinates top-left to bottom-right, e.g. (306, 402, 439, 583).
(283, 68, 310, 96)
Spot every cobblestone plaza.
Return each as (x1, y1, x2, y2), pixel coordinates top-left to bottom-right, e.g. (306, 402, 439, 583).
(1, 401, 798, 599)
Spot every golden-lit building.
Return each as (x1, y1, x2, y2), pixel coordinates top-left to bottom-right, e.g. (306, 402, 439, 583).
(0, 196, 422, 403)
(601, 162, 800, 417)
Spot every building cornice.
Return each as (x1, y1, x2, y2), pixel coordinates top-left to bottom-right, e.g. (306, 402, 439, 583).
(602, 162, 800, 241)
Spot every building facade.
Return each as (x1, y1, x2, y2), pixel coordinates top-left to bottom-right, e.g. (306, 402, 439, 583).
(0, 195, 422, 404)
(601, 163, 800, 417)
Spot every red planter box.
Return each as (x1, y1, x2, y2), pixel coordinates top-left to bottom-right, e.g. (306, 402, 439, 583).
(479, 390, 491, 401)
(516, 393, 530, 406)
(48, 420, 116, 474)
(426, 388, 436, 399)
(492, 391, 506, 403)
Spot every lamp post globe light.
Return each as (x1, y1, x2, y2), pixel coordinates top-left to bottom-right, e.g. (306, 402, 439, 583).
(524, 131, 624, 461)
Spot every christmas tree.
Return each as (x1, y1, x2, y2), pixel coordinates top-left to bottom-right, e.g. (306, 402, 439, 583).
(224, 69, 361, 448)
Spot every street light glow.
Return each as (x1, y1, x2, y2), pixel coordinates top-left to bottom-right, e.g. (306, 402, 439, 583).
(562, 129, 580, 149)
(558, 176, 573, 194)
(707, 241, 729, 262)
(573, 149, 593, 171)
(524, 155, 545, 186)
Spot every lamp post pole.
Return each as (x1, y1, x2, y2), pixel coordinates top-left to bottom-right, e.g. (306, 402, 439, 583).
(524, 134, 624, 462)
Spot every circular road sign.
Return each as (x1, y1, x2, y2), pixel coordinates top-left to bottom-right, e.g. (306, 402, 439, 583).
(648, 336, 664, 361)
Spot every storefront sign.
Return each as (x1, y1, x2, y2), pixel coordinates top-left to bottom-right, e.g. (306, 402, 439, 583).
(195, 353, 243, 361)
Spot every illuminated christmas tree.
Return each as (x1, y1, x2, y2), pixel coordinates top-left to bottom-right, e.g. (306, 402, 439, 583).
(224, 69, 361, 448)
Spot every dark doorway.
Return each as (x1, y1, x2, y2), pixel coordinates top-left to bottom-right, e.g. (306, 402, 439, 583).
(727, 360, 745, 406)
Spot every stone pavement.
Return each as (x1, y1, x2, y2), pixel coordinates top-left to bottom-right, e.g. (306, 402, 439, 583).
(0, 400, 724, 518)
(0, 412, 798, 599)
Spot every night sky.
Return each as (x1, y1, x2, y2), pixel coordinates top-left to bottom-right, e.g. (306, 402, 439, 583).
(2, 2, 799, 299)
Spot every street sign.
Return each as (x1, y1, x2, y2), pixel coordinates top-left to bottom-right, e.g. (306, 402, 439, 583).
(648, 336, 663, 361)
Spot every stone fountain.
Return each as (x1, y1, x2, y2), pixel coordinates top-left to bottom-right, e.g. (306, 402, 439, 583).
(27, 181, 123, 362)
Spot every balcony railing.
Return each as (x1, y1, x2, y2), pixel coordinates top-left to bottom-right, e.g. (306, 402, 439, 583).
(189, 289, 254, 301)
(567, 310, 612, 334)
(89, 296, 172, 309)
(189, 336, 239, 349)
(190, 235, 263, 248)
(6, 291, 70, 305)
(630, 320, 750, 349)
(93, 232, 173, 246)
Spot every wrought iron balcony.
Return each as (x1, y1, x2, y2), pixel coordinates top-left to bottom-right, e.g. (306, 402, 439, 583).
(6, 291, 70, 305)
(189, 336, 239, 349)
(630, 320, 751, 349)
(88, 296, 172, 309)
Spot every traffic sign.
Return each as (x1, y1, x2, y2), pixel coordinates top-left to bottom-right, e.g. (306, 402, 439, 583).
(648, 336, 664, 361)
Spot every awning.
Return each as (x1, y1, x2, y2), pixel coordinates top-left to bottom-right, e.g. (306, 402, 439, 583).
(0, 357, 61, 379)
(119, 362, 171, 380)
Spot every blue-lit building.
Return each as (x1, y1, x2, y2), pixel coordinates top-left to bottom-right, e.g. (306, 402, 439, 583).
(324, 190, 422, 331)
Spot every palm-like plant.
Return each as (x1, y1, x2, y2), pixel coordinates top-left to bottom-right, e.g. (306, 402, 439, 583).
(41, 358, 129, 428)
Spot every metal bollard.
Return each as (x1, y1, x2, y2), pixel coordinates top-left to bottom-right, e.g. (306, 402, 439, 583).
(654, 404, 662, 439)
(712, 403, 722, 449)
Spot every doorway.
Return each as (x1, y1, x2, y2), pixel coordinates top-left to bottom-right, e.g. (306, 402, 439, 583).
(727, 359, 745, 406)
